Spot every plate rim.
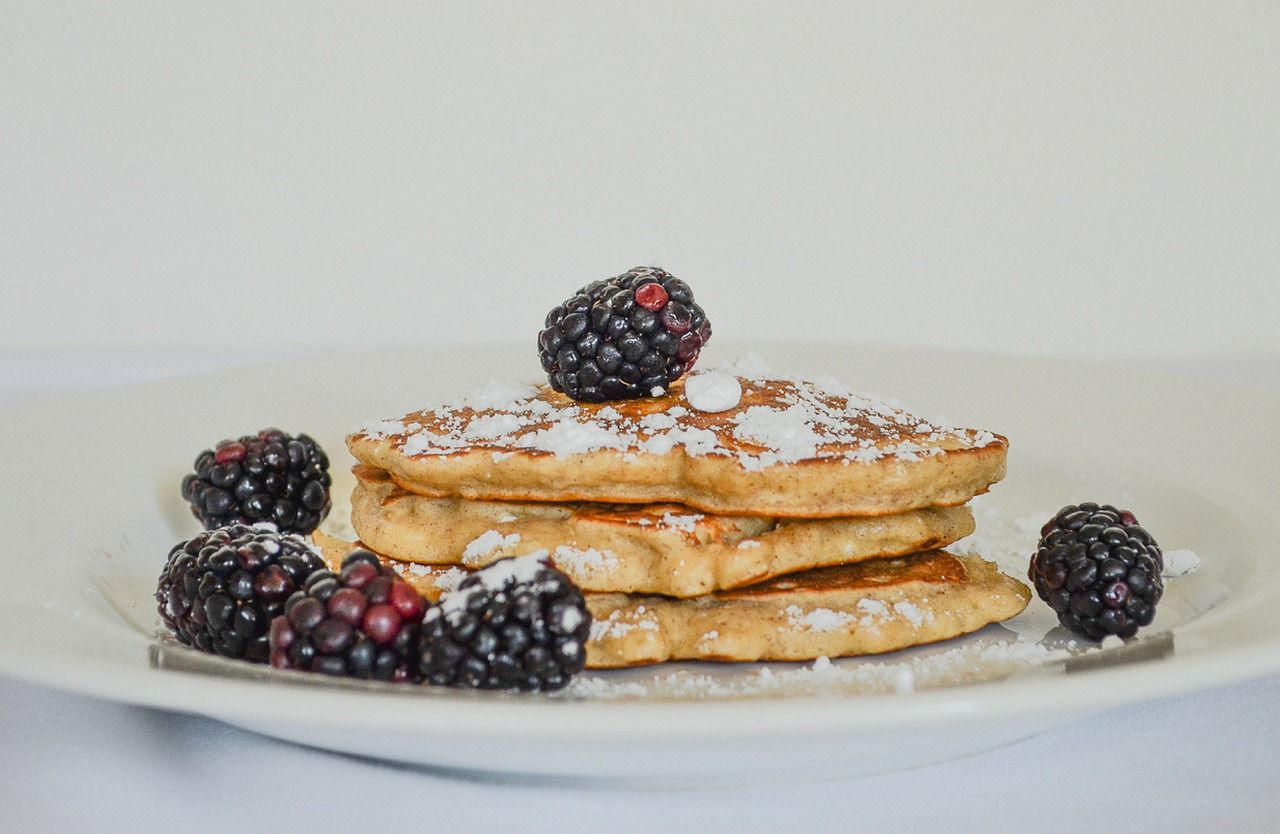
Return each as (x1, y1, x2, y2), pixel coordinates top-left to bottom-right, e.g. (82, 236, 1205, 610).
(2, 634, 1279, 739)
(1, 343, 1278, 742)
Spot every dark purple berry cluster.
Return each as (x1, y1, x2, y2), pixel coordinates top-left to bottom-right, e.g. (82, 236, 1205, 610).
(269, 550, 427, 682)
(181, 429, 331, 534)
(1030, 502, 1164, 639)
(538, 266, 712, 402)
(420, 556, 591, 692)
(155, 523, 325, 662)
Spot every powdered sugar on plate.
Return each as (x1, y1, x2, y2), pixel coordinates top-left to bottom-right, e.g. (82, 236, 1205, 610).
(563, 634, 1078, 701)
(1162, 549, 1201, 578)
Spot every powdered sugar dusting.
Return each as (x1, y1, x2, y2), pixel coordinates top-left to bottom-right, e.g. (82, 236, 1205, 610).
(359, 419, 412, 440)
(518, 417, 631, 456)
(893, 601, 930, 628)
(402, 432, 446, 457)
(431, 566, 467, 591)
(466, 414, 525, 440)
(723, 352, 774, 380)
(559, 607, 585, 633)
(785, 605, 855, 633)
(461, 530, 521, 565)
(590, 609, 660, 641)
(734, 404, 823, 466)
(563, 634, 1079, 701)
(1162, 549, 1201, 577)
(971, 430, 999, 448)
(660, 511, 705, 533)
(1014, 512, 1055, 536)
(457, 380, 541, 410)
(810, 374, 851, 397)
(430, 552, 553, 620)
(857, 599, 889, 616)
(779, 596, 933, 634)
(351, 355, 1001, 470)
(638, 413, 677, 432)
(684, 370, 743, 413)
(551, 545, 621, 575)
(385, 559, 459, 593)
(567, 677, 650, 699)
(639, 425, 722, 456)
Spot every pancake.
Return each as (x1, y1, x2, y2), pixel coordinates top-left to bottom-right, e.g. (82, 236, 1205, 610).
(583, 551, 1029, 667)
(311, 533, 1030, 669)
(349, 465, 975, 597)
(346, 368, 1006, 518)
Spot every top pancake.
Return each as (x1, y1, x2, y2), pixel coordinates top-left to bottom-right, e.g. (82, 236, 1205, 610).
(347, 367, 1007, 518)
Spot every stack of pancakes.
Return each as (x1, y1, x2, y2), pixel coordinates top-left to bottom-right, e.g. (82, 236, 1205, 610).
(328, 369, 1030, 668)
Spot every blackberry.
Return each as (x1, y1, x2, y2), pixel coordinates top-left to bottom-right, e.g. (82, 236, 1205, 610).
(420, 555, 591, 691)
(537, 266, 713, 402)
(181, 428, 332, 534)
(1029, 502, 1164, 640)
(269, 549, 427, 682)
(156, 524, 325, 662)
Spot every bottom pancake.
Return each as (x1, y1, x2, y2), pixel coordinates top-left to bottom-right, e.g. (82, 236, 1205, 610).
(582, 550, 1029, 667)
(311, 532, 1030, 669)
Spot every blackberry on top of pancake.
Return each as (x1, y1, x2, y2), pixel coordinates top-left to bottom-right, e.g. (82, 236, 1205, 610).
(538, 266, 712, 402)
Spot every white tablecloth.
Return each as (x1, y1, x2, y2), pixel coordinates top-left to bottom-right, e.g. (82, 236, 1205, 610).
(2, 352, 1277, 833)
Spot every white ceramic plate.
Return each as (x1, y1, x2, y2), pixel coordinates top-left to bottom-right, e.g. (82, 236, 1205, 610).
(1, 343, 1276, 785)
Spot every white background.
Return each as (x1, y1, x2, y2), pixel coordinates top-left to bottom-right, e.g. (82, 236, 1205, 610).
(2, 2, 1276, 358)
(3, 3, 1279, 832)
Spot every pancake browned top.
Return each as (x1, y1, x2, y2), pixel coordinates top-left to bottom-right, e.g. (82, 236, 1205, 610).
(348, 370, 1007, 517)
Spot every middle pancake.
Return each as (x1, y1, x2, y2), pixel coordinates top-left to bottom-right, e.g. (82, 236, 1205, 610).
(350, 465, 975, 598)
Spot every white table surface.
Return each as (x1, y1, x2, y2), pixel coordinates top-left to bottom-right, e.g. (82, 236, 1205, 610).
(2, 350, 1278, 833)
